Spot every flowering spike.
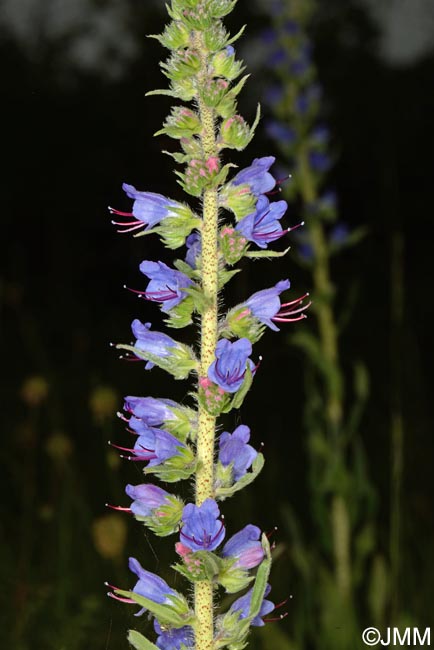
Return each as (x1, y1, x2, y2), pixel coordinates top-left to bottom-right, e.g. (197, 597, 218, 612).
(106, 2, 307, 649)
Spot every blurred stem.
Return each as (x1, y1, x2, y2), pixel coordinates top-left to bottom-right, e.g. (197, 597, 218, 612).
(298, 145, 351, 601)
(193, 31, 219, 650)
(389, 230, 404, 620)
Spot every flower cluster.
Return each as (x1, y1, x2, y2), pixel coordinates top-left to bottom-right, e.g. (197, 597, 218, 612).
(105, 2, 307, 649)
(260, 1, 359, 262)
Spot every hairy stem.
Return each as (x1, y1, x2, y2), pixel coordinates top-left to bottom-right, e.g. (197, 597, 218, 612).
(193, 31, 219, 650)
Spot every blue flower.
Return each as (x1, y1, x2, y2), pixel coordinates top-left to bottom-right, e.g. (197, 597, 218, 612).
(229, 584, 275, 627)
(264, 85, 284, 107)
(265, 121, 296, 145)
(208, 338, 255, 393)
(117, 425, 184, 467)
(125, 483, 171, 517)
(290, 42, 312, 77)
(284, 19, 300, 35)
(109, 183, 179, 234)
(231, 157, 276, 196)
(139, 261, 192, 313)
(123, 396, 178, 427)
(131, 320, 179, 369)
(308, 150, 331, 173)
(295, 84, 321, 115)
(180, 498, 225, 551)
(222, 524, 264, 569)
(236, 195, 288, 249)
(154, 620, 194, 650)
(268, 47, 287, 67)
(330, 222, 349, 244)
(218, 425, 257, 481)
(245, 279, 291, 331)
(185, 232, 201, 268)
(311, 124, 330, 145)
(128, 557, 176, 614)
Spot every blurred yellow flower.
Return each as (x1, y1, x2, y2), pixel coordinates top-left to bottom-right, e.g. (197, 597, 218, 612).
(20, 376, 49, 406)
(92, 513, 127, 560)
(89, 386, 118, 423)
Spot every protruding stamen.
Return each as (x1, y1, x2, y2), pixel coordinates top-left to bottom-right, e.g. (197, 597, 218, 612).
(107, 592, 136, 604)
(106, 503, 132, 513)
(276, 174, 292, 185)
(272, 314, 307, 323)
(287, 220, 304, 232)
(276, 301, 311, 318)
(263, 613, 288, 623)
(266, 526, 278, 539)
(108, 207, 134, 217)
(109, 441, 155, 454)
(280, 292, 309, 308)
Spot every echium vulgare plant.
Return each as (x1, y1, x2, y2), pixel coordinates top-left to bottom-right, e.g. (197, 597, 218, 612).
(105, 2, 309, 650)
(261, 1, 385, 649)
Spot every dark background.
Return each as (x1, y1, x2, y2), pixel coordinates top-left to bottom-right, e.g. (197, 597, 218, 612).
(1, 0, 433, 647)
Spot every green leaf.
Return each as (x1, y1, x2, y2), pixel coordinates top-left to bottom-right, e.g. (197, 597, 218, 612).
(146, 88, 178, 98)
(218, 268, 241, 289)
(244, 246, 290, 259)
(229, 363, 253, 409)
(215, 453, 264, 500)
(128, 630, 159, 650)
(115, 590, 193, 628)
(248, 534, 272, 623)
(226, 24, 247, 46)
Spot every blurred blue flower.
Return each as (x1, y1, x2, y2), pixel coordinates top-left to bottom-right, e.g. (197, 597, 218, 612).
(308, 150, 331, 173)
(265, 120, 297, 144)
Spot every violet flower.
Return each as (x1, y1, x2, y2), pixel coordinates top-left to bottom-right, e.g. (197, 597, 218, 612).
(265, 121, 296, 145)
(244, 280, 291, 331)
(185, 232, 201, 268)
(154, 620, 194, 650)
(126, 483, 171, 518)
(139, 260, 193, 312)
(229, 584, 275, 627)
(222, 524, 264, 569)
(231, 156, 276, 196)
(109, 183, 180, 234)
(236, 195, 288, 249)
(114, 426, 185, 467)
(123, 396, 178, 427)
(208, 338, 255, 394)
(129, 557, 176, 613)
(218, 425, 257, 481)
(180, 498, 225, 552)
(131, 319, 180, 369)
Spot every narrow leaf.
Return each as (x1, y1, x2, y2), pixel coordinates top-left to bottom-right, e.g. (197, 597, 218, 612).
(244, 246, 290, 259)
(128, 630, 159, 650)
